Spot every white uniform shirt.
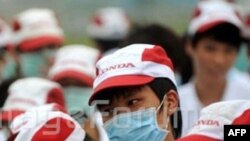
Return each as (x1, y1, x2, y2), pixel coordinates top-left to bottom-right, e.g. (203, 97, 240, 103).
(179, 71, 250, 136)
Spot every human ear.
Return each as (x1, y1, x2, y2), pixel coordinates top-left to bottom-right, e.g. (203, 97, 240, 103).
(163, 90, 179, 116)
(186, 39, 194, 57)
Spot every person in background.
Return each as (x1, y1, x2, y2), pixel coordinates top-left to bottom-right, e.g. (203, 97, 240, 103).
(177, 100, 250, 141)
(0, 17, 18, 108)
(7, 103, 110, 141)
(0, 17, 15, 79)
(48, 44, 100, 122)
(89, 44, 182, 141)
(12, 8, 64, 77)
(179, 0, 250, 136)
(0, 77, 66, 140)
(120, 24, 186, 86)
(87, 7, 132, 56)
(243, 12, 250, 75)
(7, 103, 86, 141)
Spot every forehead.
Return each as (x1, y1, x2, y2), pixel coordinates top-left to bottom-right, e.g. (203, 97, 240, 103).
(196, 38, 236, 48)
(95, 85, 158, 103)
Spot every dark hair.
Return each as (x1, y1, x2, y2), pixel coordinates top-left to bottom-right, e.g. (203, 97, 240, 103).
(120, 24, 186, 71)
(95, 78, 182, 139)
(94, 38, 121, 53)
(191, 23, 242, 50)
(148, 78, 182, 139)
(179, 32, 194, 84)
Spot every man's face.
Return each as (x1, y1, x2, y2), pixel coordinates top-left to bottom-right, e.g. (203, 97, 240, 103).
(190, 38, 238, 79)
(98, 86, 161, 123)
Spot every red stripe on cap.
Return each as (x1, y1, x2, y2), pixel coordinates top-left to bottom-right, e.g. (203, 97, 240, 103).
(89, 75, 154, 105)
(197, 20, 226, 33)
(142, 45, 174, 70)
(52, 70, 94, 87)
(46, 87, 66, 108)
(232, 109, 250, 124)
(0, 110, 24, 122)
(31, 117, 75, 141)
(176, 134, 220, 141)
(18, 36, 64, 52)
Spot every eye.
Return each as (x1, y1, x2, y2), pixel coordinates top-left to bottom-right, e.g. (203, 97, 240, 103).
(204, 43, 216, 52)
(127, 99, 141, 106)
(224, 45, 237, 54)
(101, 107, 113, 114)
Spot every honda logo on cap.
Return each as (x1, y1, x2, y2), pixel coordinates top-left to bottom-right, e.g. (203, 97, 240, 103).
(98, 63, 135, 76)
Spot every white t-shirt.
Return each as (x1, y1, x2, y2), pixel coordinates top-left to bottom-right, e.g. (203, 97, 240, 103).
(0, 130, 7, 141)
(179, 71, 250, 136)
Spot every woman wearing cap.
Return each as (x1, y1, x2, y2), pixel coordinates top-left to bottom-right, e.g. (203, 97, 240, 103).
(179, 0, 250, 136)
(88, 44, 182, 141)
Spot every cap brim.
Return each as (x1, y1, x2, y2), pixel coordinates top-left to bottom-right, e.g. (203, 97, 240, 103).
(52, 70, 94, 87)
(18, 36, 64, 52)
(88, 75, 154, 105)
(0, 110, 24, 122)
(197, 20, 239, 33)
(177, 134, 219, 141)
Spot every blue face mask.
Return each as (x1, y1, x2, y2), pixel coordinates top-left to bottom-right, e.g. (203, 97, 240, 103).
(248, 60, 250, 74)
(19, 51, 47, 77)
(19, 48, 57, 77)
(63, 86, 93, 122)
(104, 106, 169, 141)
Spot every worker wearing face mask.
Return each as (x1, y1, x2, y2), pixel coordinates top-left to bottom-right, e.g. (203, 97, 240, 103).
(12, 8, 64, 78)
(48, 44, 100, 122)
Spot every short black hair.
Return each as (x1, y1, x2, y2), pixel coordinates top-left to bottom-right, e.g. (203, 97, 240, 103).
(95, 78, 182, 139)
(191, 23, 242, 50)
(94, 38, 121, 53)
(120, 24, 186, 71)
(148, 78, 182, 139)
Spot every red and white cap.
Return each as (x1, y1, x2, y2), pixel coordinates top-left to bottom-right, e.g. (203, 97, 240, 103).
(177, 100, 250, 141)
(87, 7, 131, 40)
(88, 44, 176, 105)
(243, 13, 250, 40)
(8, 103, 85, 141)
(0, 17, 13, 48)
(48, 44, 100, 86)
(12, 8, 64, 52)
(188, 0, 243, 36)
(0, 77, 66, 122)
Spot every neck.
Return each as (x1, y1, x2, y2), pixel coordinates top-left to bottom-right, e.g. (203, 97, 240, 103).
(194, 75, 226, 107)
(164, 124, 175, 141)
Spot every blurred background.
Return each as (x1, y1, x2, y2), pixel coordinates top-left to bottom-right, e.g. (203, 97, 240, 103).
(0, 0, 248, 44)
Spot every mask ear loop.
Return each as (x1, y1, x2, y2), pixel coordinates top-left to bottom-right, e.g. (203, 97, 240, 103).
(156, 95, 166, 112)
(156, 95, 170, 130)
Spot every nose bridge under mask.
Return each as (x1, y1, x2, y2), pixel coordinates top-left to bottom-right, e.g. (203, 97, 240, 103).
(19, 51, 48, 77)
(63, 86, 93, 116)
(104, 107, 169, 141)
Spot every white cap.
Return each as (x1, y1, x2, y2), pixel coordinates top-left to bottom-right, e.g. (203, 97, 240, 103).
(48, 44, 100, 86)
(9, 103, 85, 141)
(188, 0, 243, 36)
(0, 77, 66, 122)
(87, 7, 131, 40)
(177, 100, 250, 141)
(89, 44, 176, 104)
(13, 8, 64, 52)
(243, 13, 250, 39)
(0, 17, 13, 48)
